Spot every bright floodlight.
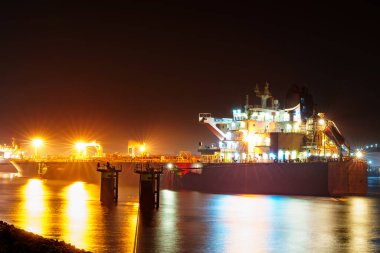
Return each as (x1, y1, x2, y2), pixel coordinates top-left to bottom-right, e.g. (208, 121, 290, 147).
(32, 138, 43, 148)
(318, 119, 326, 125)
(139, 144, 146, 153)
(355, 151, 364, 159)
(75, 142, 86, 152)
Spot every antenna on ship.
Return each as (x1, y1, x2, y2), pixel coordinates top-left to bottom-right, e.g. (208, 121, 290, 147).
(254, 83, 260, 96)
(263, 81, 272, 97)
(255, 82, 273, 108)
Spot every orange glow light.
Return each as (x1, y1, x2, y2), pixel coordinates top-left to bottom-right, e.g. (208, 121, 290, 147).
(32, 138, 43, 148)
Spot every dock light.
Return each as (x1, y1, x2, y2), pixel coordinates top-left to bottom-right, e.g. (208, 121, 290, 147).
(355, 151, 364, 159)
(75, 142, 87, 158)
(139, 144, 146, 153)
(244, 133, 254, 144)
(278, 150, 284, 160)
(166, 163, 174, 169)
(75, 142, 86, 152)
(32, 138, 43, 158)
(32, 138, 43, 148)
(318, 119, 325, 126)
(191, 162, 203, 169)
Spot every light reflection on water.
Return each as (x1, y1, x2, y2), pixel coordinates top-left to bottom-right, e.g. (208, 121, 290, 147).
(63, 182, 91, 250)
(208, 195, 273, 253)
(1, 177, 380, 252)
(157, 190, 179, 251)
(349, 198, 371, 252)
(20, 179, 47, 235)
(137, 185, 380, 253)
(1, 178, 139, 252)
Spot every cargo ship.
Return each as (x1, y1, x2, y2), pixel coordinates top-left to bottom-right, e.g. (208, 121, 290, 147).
(0, 142, 24, 178)
(173, 83, 367, 195)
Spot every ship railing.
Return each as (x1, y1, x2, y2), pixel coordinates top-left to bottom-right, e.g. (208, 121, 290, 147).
(214, 118, 233, 123)
(199, 112, 211, 117)
(199, 113, 212, 119)
(202, 158, 328, 164)
(176, 157, 199, 163)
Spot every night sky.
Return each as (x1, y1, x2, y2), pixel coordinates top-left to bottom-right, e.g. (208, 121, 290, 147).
(0, 2, 379, 155)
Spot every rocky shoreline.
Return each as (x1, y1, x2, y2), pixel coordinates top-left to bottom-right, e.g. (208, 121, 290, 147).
(0, 221, 90, 253)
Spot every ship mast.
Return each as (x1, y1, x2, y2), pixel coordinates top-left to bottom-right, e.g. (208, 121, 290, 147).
(254, 82, 272, 108)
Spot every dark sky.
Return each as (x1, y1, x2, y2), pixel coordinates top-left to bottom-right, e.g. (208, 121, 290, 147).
(0, 1, 379, 154)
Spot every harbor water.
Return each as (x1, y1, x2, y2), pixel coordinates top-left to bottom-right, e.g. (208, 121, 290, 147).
(0, 176, 380, 252)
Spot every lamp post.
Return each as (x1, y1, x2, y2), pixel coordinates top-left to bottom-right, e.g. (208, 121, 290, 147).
(75, 142, 87, 159)
(318, 118, 326, 160)
(32, 138, 43, 159)
(139, 144, 147, 158)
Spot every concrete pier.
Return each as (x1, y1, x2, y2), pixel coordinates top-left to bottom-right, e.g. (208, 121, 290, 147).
(97, 162, 122, 204)
(135, 163, 163, 208)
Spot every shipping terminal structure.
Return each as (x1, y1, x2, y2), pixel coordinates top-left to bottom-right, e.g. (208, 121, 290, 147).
(4, 83, 368, 196)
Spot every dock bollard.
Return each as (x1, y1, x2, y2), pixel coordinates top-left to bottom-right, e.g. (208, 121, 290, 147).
(134, 162, 163, 209)
(96, 162, 122, 204)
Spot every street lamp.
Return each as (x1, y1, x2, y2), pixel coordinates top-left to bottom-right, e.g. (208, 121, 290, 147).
(139, 143, 148, 157)
(32, 138, 43, 159)
(75, 141, 87, 159)
(139, 144, 146, 153)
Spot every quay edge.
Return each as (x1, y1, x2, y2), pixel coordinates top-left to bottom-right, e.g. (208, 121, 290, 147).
(10, 159, 367, 196)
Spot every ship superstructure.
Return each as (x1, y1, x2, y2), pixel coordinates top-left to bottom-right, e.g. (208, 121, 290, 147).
(0, 139, 24, 159)
(199, 83, 350, 163)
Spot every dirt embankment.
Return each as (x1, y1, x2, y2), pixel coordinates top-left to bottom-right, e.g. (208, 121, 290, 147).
(0, 221, 90, 253)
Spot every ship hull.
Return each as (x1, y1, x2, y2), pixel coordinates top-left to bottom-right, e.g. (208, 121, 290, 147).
(0, 159, 19, 178)
(168, 160, 368, 196)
